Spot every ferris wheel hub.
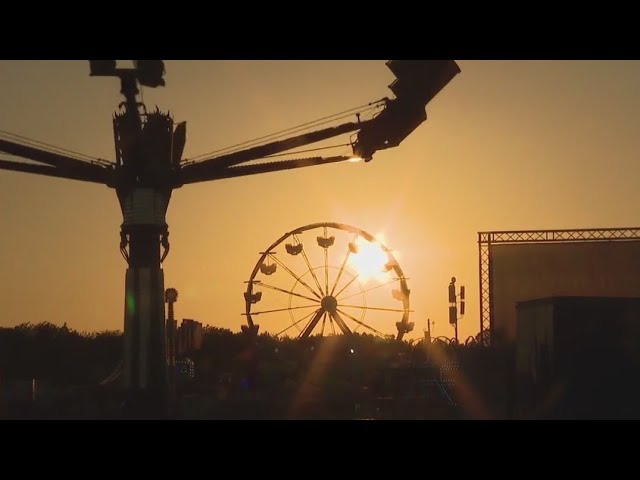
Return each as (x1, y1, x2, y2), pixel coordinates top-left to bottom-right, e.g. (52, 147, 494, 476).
(321, 295, 339, 313)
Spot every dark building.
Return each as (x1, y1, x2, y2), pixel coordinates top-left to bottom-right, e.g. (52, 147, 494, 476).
(177, 319, 203, 357)
(514, 296, 640, 419)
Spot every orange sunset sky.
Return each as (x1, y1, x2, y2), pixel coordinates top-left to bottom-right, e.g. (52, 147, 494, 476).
(1, 60, 639, 342)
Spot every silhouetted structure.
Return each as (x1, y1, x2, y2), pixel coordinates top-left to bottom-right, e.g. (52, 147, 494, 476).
(448, 277, 465, 342)
(163, 288, 201, 392)
(478, 228, 640, 346)
(0, 60, 460, 415)
(0, 323, 520, 419)
(244, 222, 413, 341)
(165, 288, 178, 391)
(177, 319, 203, 357)
(514, 296, 640, 419)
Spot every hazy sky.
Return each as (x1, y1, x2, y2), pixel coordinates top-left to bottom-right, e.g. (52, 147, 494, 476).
(1, 60, 639, 342)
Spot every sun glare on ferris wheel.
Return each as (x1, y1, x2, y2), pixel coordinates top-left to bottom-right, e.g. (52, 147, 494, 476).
(348, 235, 392, 282)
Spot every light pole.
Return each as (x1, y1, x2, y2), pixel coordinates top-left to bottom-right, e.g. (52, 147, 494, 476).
(448, 277, 465, 343)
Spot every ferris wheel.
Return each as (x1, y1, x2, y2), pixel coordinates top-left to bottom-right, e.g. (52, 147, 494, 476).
(243, 222, 414, 341)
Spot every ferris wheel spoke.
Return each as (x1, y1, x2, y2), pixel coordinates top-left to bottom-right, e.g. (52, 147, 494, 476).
(276, 308, 319, 337)
(320, 312, 327, 336)
(298, 315, 316, 339)
(267, 253, 322, 299)
(324, 232, 329, 295)
(338, 304, 412, 313)
(330, 315, 336, 335)
(329, 310, 352, 335)
(294, 234, 325, 296)
(337, 308, 387, 338)
(251, 304, 319, 316)
(258, 281, 320, 303)
(299, 308, 326, 338)
(330, 233, 358, 296)
(333, 273, 360, 299)
(338, 278, 399, 302)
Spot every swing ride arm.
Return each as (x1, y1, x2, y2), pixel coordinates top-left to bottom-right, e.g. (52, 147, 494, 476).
(178, 60, 461, 185)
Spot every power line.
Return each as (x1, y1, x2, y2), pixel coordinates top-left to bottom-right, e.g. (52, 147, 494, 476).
(260, 143, 351, 159)
(184, 99, 385, 163)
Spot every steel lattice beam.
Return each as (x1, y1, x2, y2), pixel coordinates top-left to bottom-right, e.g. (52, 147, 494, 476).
(180, 155, 351, 184)
(0, 139, 110, 174)
(0, 158, 110, 184)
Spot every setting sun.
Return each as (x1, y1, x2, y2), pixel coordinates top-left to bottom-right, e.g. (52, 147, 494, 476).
(348, 236, 390, 282)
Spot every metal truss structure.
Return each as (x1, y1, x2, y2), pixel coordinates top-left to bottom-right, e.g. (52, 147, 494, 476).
(478, 227, 640, 345)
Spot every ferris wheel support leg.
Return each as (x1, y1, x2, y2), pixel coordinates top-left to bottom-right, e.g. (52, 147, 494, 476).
(395, 320, 415, 342)
(241, 324, 260, 339)
(240, 324, 260, 391)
